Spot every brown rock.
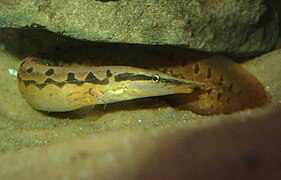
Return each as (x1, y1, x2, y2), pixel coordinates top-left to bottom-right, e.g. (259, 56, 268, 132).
(0, 0, 278, 56)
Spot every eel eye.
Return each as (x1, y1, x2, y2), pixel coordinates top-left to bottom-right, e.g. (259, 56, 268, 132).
(152, 75, 160, 82)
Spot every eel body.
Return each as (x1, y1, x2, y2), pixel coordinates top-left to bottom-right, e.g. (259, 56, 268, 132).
(17, 44, 268, 114)
(17, 57, 208, 112)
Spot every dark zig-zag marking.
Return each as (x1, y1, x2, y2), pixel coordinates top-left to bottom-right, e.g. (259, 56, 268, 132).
(22, 79, 37, 87)
(218, 73, 223, 86)
(160, 78, 195, 86)
(114, 73, 197, 87)
(85, 72, 109, 84)
(26, 67, 33, 73)
(106, 70, 112, 77)
(85, 72, 96, 82)
(114, 73, 151, 82)
(44, 78, 65, 88)
(193, 62, 199, 74)
(19, 72, 110, 90)
(66, 72, 77, 82)
(228, 82, 233, 92)
(45, 69, 54, 76)
(217, 92, 222, 101)
(207, 66, 211, 79)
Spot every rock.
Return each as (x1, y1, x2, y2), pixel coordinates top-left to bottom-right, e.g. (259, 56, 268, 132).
(0, 0, 278, 56)
(270, 0, 281, 30)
